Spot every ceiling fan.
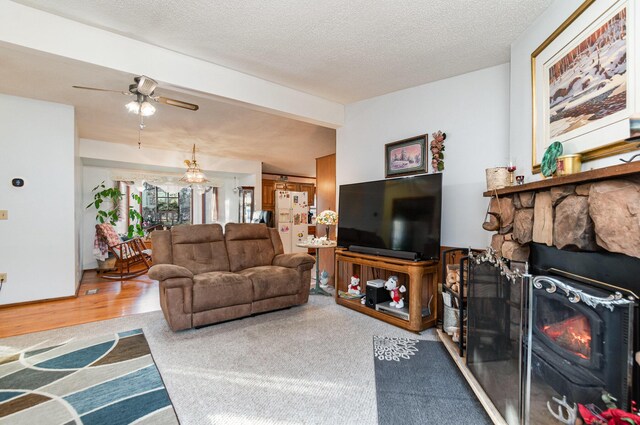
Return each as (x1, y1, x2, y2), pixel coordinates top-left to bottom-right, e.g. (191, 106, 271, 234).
(73, 75, 199, 147)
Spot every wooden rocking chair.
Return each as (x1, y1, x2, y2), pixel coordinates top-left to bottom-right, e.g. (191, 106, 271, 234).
(95, 224, 152, 280)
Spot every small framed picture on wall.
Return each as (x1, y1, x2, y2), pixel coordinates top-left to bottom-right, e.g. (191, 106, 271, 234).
(384, 134, 428, 178)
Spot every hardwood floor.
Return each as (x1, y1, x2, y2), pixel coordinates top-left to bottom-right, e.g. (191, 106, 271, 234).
(0, 271, 160, 338)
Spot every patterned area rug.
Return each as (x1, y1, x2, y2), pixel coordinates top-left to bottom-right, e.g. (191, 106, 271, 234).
(373, 336, 491, 425)
(0, 329, 178, 424)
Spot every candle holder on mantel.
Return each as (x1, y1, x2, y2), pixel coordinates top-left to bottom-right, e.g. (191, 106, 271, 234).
(507, 159, 517, 186)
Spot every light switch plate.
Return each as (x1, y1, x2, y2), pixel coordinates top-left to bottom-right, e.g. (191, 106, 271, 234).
(0, 210, 7, 220)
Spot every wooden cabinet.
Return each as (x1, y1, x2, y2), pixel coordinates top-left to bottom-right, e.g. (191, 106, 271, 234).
(262, 180, 276, 211)
(299, 183, 315, 207)
(335, 249, 438, 332)
(274, 181, 289, 191)
(262, 179, 316, 211)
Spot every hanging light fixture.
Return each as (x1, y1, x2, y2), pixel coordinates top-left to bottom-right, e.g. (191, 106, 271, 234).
(125, 94, 156, 117)
(180, 144, 209, 184)
(125, 100, 140, 114)
(139, 100, 156, 117)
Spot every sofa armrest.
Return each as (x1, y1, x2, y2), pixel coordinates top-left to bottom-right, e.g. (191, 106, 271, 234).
(149, 264, 194, 281)
(272, 253, 315, 271)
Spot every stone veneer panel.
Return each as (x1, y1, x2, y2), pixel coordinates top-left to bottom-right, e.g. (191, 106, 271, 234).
(518, 192, 535, 208)
(554, 195, 597, 251)
(589, 180, 640, 259)
(532, 191, 553, 246)
(550, 185, 575, 206)
(513, 208, 534, 244)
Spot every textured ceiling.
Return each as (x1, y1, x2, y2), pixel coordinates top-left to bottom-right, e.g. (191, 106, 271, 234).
(11, 0, 552, 103)
(0, 44, 335, 177)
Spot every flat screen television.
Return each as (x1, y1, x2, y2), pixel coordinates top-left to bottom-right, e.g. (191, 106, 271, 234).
(337, 174, 442, 261)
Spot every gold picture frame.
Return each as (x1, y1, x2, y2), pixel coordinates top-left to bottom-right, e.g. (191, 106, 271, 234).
(531, 0, 636, 174)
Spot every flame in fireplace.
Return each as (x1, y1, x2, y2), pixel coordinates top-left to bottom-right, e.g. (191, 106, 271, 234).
(541, 315, 592, 359)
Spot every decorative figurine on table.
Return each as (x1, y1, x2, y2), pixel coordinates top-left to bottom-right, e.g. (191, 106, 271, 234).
(348, 274, 361, 295)
(384, 275, 406, 309)
(320, 270, 329, 287)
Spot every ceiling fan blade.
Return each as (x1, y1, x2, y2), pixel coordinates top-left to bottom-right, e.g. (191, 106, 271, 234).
(72, 85, 130, 95)
(154, 96, 199, 111)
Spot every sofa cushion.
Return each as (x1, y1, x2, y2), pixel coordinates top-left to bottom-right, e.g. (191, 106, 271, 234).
(192, 271, 253, 312)
(268, 228, 285, 255)
(239, 266, 300, 301)
(171, 224, 230, 274)
(225, 223, 275, 272)
(151, 230, 173, 264)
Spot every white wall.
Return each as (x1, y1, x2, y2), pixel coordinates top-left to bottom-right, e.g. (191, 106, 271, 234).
(510, 0, 640, 180)
(336, 64, 510, 249)
(0, 94, 78, 305)
(74, 120, 83, 288)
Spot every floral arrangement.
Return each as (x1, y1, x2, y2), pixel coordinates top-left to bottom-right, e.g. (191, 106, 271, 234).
(430, 131, 447, 172)
(316, 210, 338, 225)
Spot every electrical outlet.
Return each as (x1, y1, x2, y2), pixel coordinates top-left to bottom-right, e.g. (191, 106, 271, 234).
(0, 273, 6, 282)
(0, 210, 7, 220)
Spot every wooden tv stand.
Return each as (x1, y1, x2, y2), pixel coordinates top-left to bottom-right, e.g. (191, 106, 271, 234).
(334, 249, 438, 333)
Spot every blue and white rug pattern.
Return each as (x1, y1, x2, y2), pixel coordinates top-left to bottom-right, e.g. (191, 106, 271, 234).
(0, 329, 178, 424)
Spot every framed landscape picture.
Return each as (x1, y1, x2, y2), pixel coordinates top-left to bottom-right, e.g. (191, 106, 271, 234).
(531, 0, 637, 173)
(385, 134, 427, 178)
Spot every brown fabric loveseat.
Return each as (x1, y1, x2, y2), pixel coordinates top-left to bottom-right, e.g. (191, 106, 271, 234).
(148, 223, 315, 331)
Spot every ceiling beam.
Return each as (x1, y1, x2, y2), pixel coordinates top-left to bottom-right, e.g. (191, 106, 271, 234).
(0, 1, 344, 128)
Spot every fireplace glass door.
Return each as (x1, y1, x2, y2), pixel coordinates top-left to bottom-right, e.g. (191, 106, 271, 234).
(533, 293, 600, 369)
(525, 275, 634, 425)
(467, 261, 524, 425)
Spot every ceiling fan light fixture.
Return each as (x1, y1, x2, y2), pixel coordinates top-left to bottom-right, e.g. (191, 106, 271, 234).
(180, 144, 209, 184)
(139, 100, 156, 116)
(125, 100, 140, 114)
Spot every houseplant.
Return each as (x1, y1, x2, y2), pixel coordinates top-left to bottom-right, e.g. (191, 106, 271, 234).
(87, 181, 144, 238)
(87, 181, 145, 268)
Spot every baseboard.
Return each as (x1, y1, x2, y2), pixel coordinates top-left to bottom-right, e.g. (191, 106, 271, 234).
(0, 294, 78, 309)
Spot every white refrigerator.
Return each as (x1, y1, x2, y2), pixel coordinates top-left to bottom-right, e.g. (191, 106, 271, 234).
(275, 190, 309, 253)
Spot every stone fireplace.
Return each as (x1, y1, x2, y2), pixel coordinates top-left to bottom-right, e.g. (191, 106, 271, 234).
(471, 162, 640, 425)
(487, 176, 640, 263)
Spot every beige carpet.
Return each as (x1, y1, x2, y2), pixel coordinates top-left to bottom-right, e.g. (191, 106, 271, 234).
(0, 295, 438, 424)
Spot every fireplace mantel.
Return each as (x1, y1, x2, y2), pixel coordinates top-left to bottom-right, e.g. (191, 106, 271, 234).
(483, 161, 640, 197)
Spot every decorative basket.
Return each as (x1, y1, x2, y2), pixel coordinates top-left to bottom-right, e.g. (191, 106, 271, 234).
(485, 167, 510, 191)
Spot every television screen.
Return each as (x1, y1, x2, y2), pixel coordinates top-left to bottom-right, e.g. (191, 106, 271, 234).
(337, 174, 442, 260)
